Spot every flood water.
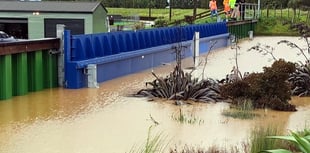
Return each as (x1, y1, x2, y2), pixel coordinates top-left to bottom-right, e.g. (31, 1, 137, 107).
(0, 37, 309, 153)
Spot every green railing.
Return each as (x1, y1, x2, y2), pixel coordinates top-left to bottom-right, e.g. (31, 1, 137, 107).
(227, 20, 257, 40)
(0, 39, 60, 100)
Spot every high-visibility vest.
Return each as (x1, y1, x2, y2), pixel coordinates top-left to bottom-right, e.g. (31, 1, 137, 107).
(223, 0, 230, 12)
(229, 0, 236, 9)
(209, 0, 217, 10)
(223, 0, 229, 5)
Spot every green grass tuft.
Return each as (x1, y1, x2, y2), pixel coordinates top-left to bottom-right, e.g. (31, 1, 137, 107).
(222, 99, 259, 120)
(250, 125, 283, 153)
(171, 108, 204, 125)
(129, 126, 168, 153)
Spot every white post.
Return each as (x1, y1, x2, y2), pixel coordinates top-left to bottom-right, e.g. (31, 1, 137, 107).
(86, 64, 99, 88)
(257, 0, 261, 18)
(56, 24, 65, 87)
(194, 32, 200, 68)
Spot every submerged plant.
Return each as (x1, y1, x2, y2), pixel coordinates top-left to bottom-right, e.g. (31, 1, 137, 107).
(250, 125, 284, 153)
(137, 66, 223, 103)
(170, 143, 249, 153)
(222, 99, 259, 120)
(129, 126, 168, 153)
(220, 59, 297, 111)
(171, 108, 204, 125)
(289, 63, 310, 96)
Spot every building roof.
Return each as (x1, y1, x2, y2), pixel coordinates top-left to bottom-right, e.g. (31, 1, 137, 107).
(0, 1, 107, 14)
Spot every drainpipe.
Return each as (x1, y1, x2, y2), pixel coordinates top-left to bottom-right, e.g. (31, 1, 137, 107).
(56, 24, 65, 87)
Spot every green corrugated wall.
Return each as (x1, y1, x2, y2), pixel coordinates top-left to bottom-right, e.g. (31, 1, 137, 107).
(228, 22, 256, 41)
(12, 53, 28, 96)
(0, 55, 13, 100)
(43, 51, 58, 88)
(0, 50, 58, 101)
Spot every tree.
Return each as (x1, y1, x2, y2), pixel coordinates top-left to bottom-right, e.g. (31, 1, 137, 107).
(288, 0, 302, 22)
(300, 0, 310, 7)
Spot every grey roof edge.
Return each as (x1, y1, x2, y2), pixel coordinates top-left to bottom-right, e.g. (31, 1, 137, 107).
(95, 1, 108, 13)
(0, 1, 108, 14)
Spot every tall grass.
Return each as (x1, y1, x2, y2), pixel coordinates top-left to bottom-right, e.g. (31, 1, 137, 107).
(170, 143, 249, 153)
(129, 126, 168, 153)
(250, 125, 283, 153)
(222, 99, 259, 120)
(171, 109, 204, 125)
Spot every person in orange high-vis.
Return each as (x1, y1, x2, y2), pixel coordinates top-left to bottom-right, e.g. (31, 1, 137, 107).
(223, 0, 230, 21)
(209, 0, 218, 18)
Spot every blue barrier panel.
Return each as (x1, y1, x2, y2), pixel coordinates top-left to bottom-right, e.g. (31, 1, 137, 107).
(137, 31, 146, 49)
(65, 31, 87, 88)
(125, 33, 133, 52)
(64, 22, 230, 88)
(102, 35, 112, 56)
(155, 30, 162, 45)
(211, 24, 218, 35)
(170, 28, 176, 43)
(72, 38, 86, 61)
(93, 36, 104, 57)
(85, 37, 95, 59)
(200, 25, 206, 37)
(188, 26, 195, 40)
(110, 34, 120, 54)
(131, 32, 139, 50)
(159, 29, 167, 45)
(116, 33, 127, 53)
(149, 30, 156, 47)
(143, 31, 151, 48)
(69, 22, 229, 59)
(164, 29, 171, 44)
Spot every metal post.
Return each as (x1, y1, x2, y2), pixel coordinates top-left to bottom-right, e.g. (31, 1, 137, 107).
(56, 24, 65, 87)
(194, 32, 200, 68)
(169, 0, 172, 21)
(257, 0, 261, 18)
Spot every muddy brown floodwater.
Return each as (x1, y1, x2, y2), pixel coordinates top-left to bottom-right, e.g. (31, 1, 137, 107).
(0, 37, 309, 153)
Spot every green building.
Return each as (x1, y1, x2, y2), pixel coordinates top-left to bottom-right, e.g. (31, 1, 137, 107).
(0, 1, 108, 39)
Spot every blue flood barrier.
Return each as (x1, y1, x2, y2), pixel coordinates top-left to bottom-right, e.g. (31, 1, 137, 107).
(64, 22, 229, 89)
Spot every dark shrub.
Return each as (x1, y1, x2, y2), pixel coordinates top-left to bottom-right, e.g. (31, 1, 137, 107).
(220, 59, 297, 111)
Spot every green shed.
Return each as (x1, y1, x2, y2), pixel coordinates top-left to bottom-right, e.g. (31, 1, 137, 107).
(0, 1, 108, 39)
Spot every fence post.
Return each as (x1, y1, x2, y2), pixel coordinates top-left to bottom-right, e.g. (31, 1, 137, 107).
(307, 10, 310, 23)
(266, 4, 269, 17)
(280, 4, 282, 19)
(274, 5, 276, 17)
(288, 8, 290, 18)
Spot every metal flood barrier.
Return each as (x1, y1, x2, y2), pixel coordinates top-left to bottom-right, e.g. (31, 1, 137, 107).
(64, 22, 230, 89)
(0, 39, 60, 100)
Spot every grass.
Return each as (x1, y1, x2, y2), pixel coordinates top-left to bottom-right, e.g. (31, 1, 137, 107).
(171, 108, 204, 125)
(250, 125, 284, 153)
(255, 16, 299, 36)
(221, 99, 259, 120)
(108, 7, 310, 36)
(129, 126, 168, 153)
(170, 143, 249, 153)
(107, 7, 208, 22)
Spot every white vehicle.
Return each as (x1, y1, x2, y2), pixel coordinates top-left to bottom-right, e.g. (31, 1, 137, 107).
(0, 31, 16, 42)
